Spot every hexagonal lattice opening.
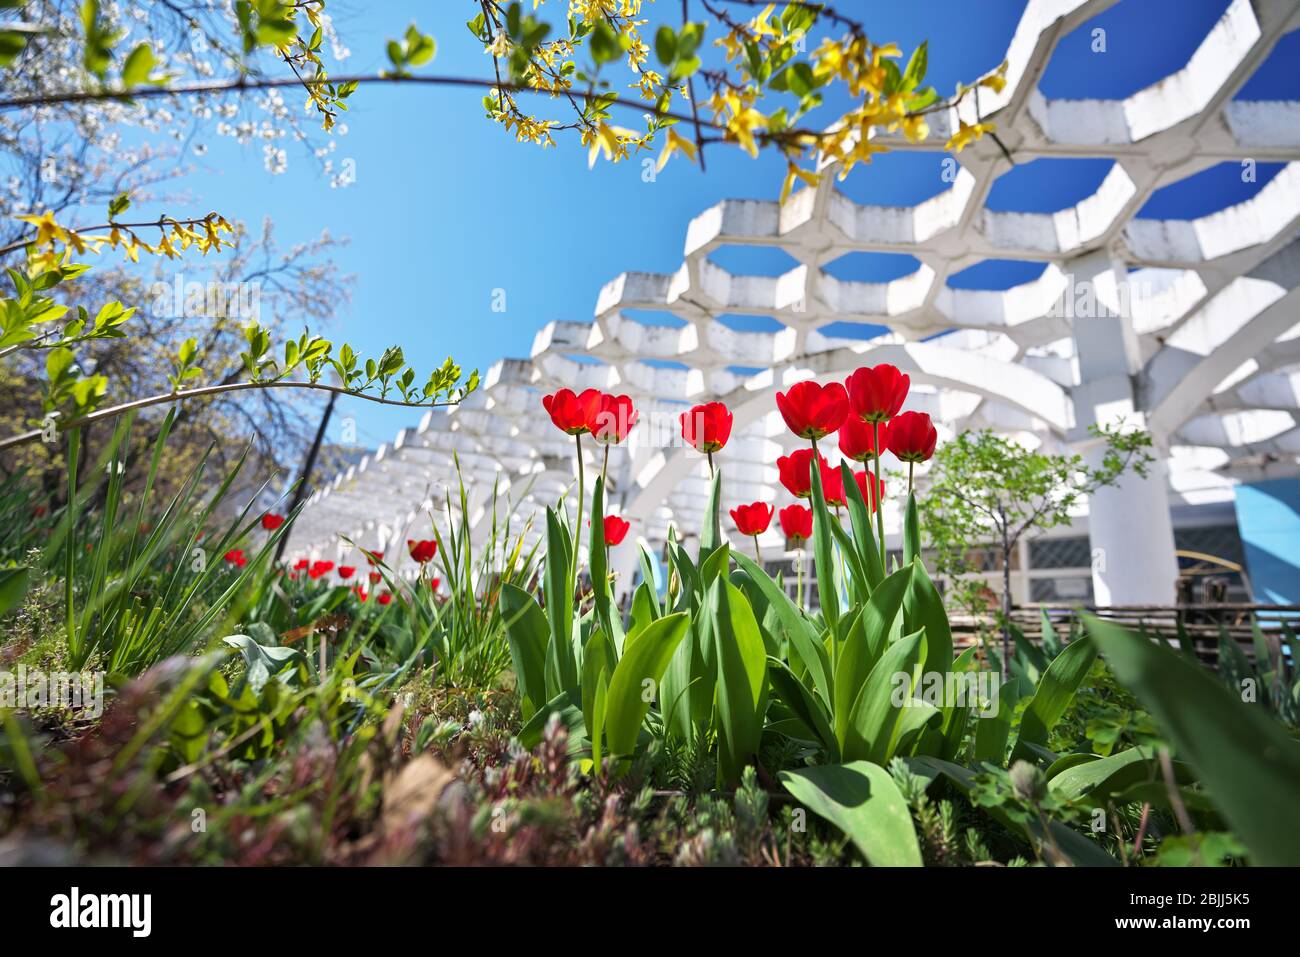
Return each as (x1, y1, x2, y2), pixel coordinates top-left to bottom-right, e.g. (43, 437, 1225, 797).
(1038, 0, 1233, 100)
(706, 244, 801, 277)
(984, 158, 1116, 213)
(715, 313, 785, 333)
(1235, 29, 1300, 100)
(620, 307, 687, 328)
(833, 150, 956, 207)
(815, 321, 890, 341)
(822, 252, 922, 283)
(1137, 161, 1287, 219)
(946, 260, 1049, 290)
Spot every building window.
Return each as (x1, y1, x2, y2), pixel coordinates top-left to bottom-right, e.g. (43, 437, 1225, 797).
(1030, 576, 1094, 602)
(1028, 536, 1091, 570)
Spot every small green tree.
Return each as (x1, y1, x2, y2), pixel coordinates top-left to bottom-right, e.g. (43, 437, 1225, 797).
(919, 426, 1155, 678)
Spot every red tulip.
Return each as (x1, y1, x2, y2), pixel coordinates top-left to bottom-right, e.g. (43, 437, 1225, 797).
(363, 549, 383, 565)
(293, 558, 309, 571)
(730, 502, 774, 537)
(354, 586, 368, 602)
(224, 548, 247, 567)
(542, 387, 602, 435)
(337, 565, 356, 580)
(603, 514, 630, 546)
(369, 571, 382, 584)
(776, 380, 848, 441)
(887, 411, 937, 463)
(591, 393, 638, 445)
(777, 448, 827, 499)
(261, 513, 286, 531)
(680, 401, 733, 454)
(821, 460, 846, 508)
(408, 539, 437, 564)
(308, 560, 334, 579)
(430, 577, 441, 593)
(845, 364, 909, 424)
(378, 591, 393, 606)
(853, 470, 885, 512)
(838, 415, 884, 463)
(779, 505, 813, 545)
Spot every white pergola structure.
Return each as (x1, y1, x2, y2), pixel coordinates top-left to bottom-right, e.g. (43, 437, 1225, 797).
(289, 0, 1300, 606)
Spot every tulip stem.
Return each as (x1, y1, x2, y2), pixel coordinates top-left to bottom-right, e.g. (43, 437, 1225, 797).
(795, 550, 804, 610)
(753, 535, 762, 563)
(707, 450, 715, 477)
(872, 422, 886, 569)
(908, 460, 914, 495)
(575, 432, 586, 589)
(601, 443, 610, 489)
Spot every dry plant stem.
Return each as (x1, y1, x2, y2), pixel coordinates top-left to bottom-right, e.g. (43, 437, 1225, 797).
(1160, 747, 1197, 837)
(1132, 801, 1152, 858)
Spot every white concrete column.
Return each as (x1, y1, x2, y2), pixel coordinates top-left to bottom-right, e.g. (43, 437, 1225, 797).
(1085, 450, 1179, 606)
(1067, 251, 1180, 606)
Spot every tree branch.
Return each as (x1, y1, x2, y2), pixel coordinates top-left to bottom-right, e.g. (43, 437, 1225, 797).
(0, 379, 460, 452)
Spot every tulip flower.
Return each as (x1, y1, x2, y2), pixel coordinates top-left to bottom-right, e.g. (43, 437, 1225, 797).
(408, 539, 437, 564)
(838, 415, 884, 463)
(591, 393, 637, 484)
(293, 558, 309, 571)
(680, 401, 733, 468)
(544, 389, 602, 588)
(377, 591, 393, 606)
(354, 586, 368, 602)
(369, 571, 382, 584)
(845, 364, 908, 564)
(363, 549, 383, 565)
(730, 501, 774, 560)
(224, 548, 247, 567)
(853, 470, 885, 513)
(776, 380, 848, 442)
(261, 513, 286, 531)
(777, 448, 827, 500)
(779, 504, 812, 546)
(308, 560, 334, 580)
(603, 514, 630, 546)
(821, 460, 846, 508)
(591, 393, 637, 446)
(542, 388, 602, 435)
(430, 577, 441, 593)
(780, 503, 814, 608)
(888, 410, 938, 490)
(337, 565, 356, 580)
(845, 364, 909, 424)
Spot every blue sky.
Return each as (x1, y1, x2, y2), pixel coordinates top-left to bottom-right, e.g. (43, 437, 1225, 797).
(156, 0, 1297, 447)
